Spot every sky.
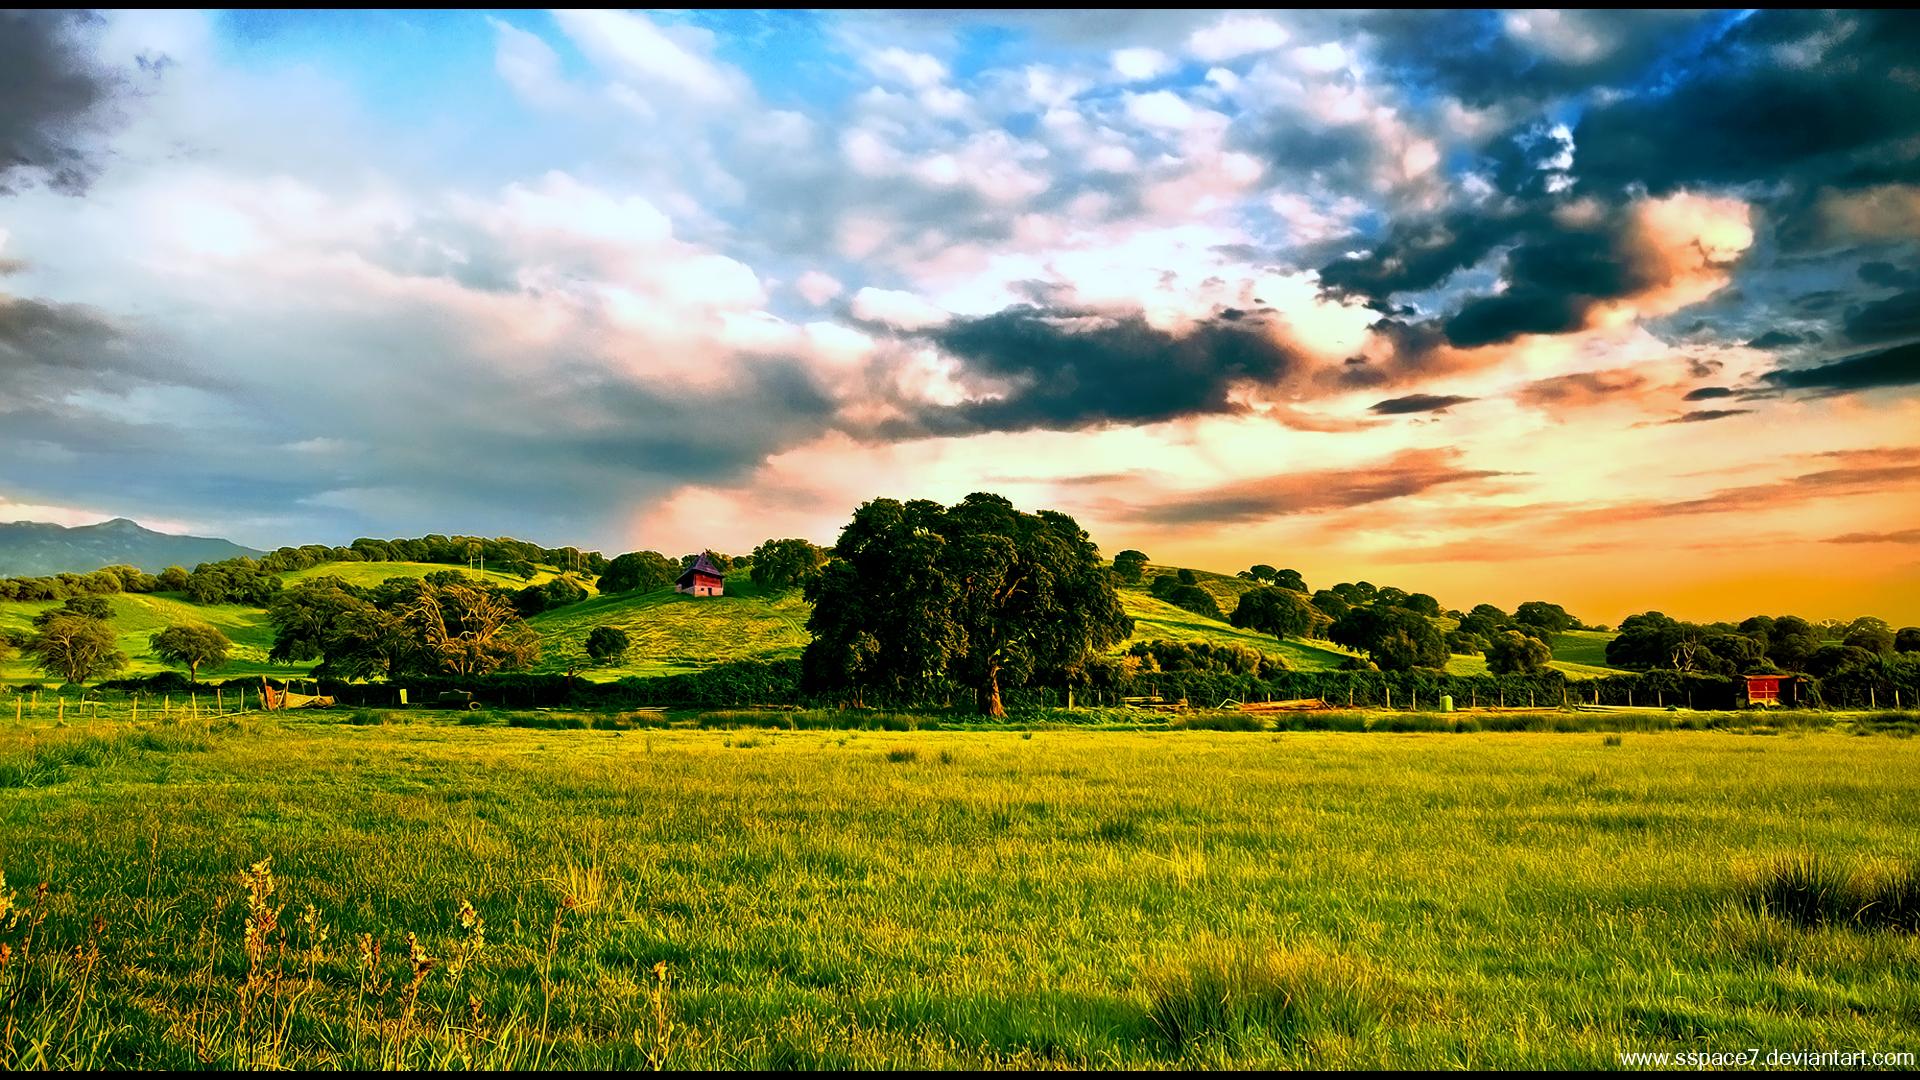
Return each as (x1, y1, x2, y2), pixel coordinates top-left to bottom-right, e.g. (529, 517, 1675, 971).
(2, 9, 1919, 625)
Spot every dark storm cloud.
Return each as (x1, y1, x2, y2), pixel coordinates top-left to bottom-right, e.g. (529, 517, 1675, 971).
(0, 10, 111, 194)
(1745, 330, 1815, 350)
(1369, 393, 1475, 415)
(1761, 340, 1920, 396)
(1682, 386, 1735, 402)
(1116, 449, 1507, 526)
(0, 293, 190, 405)
(897, 306, 1308, 435)
(1319, 10, 1920, 365)
(1320, 197, 1671, 350)
(1571, 10, 1920, 198)
(1361, 10, 1719, 108)
(1859, 262, 1920, 290)
(1316, 205, 1543, 307)
(1665, 409, 1752, 424)
(1842, 290, 1920, 344)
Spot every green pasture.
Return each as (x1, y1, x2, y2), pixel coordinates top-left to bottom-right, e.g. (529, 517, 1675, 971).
(0, 711, 1916, 1067)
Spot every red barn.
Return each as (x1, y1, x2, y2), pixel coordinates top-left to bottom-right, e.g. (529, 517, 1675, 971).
(675, 553, 725, 598)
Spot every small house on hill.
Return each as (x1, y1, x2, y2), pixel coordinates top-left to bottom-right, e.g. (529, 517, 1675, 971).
(676, 553, 725, 597)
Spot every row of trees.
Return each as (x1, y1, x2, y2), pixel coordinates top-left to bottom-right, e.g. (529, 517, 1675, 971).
(0, 564, 170, 603)
(1119, 552, 1583, 675)
(1607, 612, 1920, 676)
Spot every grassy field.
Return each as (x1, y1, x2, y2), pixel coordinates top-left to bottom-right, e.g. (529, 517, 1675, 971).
(529, 573, 810, 678)
(0, 710, 1915, 1068)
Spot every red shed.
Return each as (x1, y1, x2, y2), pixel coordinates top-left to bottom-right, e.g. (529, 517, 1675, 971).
(1743, 673, 1805, 707)
(675, 553, 725, 598)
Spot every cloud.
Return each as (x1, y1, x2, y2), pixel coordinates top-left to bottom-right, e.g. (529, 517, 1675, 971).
(1114, 448, 1506, 526)
(1682, 386, 1735, 401)
(794, 270, 844, 306)
(1665, 408, 1752, 424)
(1513, 368, 1652, 411)
(1369, 393, 1475, 415)
(1761, 340, 1920, 396)
(1111, 48, 1173, 82)
(901, 306, 1312, 435)
(1746, 330, 1814, 349)
(0, 10, 112, 194)
(1842, 290, 1920, 344)
(1570, 11, 1920, 198)
(850, 287, 948, 330)
(551, 9, 744, 106)
(1826, 528, 1920, 545)
(1186, 15, 1289, 62)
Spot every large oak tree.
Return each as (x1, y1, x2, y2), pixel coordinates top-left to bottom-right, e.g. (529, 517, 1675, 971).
(803, 494, 1132, 716)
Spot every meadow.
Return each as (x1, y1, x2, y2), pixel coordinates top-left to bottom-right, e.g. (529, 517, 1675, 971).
(1, 707, 1916, 1068)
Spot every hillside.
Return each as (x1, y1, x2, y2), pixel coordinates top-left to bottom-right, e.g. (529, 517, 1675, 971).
(530, 572, 808, 678)
(0, 591, 305, 685)
(282, 560, 578, 592)
(0, 553, 1624, 687)
(1119, 589, 1360, 671)
(0, 518, 260, 577)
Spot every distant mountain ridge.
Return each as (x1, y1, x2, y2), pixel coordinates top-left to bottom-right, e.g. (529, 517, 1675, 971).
(0, 518, 263, 577)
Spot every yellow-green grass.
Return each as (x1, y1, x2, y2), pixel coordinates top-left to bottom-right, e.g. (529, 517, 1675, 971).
(1138, 562, 1265, 613)
(1, 714, 1917, 1068)
(529, 572, 810, 678)
(1550, 629, 1624, 671)
(0, 592, 309, 686)
(281, 560, 583, 592)
(1443, 652, 1617, 682)
(1119, 590, 1359, 672)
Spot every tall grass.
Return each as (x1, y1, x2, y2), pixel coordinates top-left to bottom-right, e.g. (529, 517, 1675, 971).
(0, 717, 1917, 1066)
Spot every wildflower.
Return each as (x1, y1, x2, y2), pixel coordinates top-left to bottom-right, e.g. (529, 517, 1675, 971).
(405, 931, 435, 980)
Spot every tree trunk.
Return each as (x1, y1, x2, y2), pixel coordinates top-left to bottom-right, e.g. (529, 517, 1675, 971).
(977, 666, 1006, 718)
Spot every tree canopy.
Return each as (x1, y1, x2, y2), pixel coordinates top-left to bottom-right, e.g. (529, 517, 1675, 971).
(803, 493, 1131, 716)
(1329, 604, 1447, 671)
(750, 538, 827, 591)
(1484, 629, 1552, 675)
(149, 623, 233, 684)
(1111, 549, 1150, 583)
(25, 600, 127, 685)
(1229, 586, 1325, 641)
(585, 625, 631, 665)
(597, 551, 679, 595)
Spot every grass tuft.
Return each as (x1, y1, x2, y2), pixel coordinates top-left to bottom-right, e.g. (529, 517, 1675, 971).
(1142, 939, 1395, 1053)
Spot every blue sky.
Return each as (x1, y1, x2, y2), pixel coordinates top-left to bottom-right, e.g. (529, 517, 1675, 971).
(1, 9, 1918, 621)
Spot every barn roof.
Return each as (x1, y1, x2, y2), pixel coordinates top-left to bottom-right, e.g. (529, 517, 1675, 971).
(677, 553, 722, 583)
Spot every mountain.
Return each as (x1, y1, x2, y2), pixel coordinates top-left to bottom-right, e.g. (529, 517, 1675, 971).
(0, 518, 263, 577)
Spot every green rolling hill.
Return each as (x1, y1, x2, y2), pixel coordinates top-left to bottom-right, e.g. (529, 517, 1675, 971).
(529, 572, 809, 678)
(1, 555, 1626, 687)
(281, 560, 580, 591)
(0, 591, 309, 685)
